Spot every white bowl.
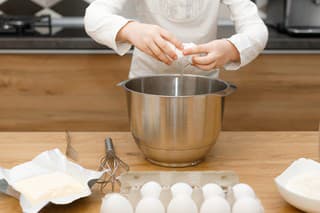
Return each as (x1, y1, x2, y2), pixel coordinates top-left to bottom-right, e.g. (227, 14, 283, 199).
(275, 158, 320, 213)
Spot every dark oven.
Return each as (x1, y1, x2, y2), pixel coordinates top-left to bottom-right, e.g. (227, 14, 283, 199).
(284, 0, 320, 35)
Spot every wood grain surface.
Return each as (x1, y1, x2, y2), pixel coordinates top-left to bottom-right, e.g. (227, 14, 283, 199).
(0, 132, 67, 168)
(0, 131, 317, 212)
(220, 54, 320, 131)
(0, 54, 320, 131)
(0, 54, 130, 131)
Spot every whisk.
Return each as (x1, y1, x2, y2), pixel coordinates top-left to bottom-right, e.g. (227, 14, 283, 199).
(96, 137, 130, 192)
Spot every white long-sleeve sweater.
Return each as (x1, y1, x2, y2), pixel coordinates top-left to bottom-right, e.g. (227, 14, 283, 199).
(84, 0, 268, 78)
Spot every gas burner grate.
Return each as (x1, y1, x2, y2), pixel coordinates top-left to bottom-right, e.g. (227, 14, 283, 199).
(0, 15, 51, 36)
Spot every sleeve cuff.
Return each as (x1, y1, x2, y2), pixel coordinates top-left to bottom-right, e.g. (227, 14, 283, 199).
(225, 34, 252, 70)
(109, 17, 132, 55)
(86, 16, 132, 56)
(114, 41, 132, 56)
(223, 61, 241, 70)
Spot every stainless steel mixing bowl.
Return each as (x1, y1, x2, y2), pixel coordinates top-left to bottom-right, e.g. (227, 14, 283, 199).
(119, 74, 236, 167)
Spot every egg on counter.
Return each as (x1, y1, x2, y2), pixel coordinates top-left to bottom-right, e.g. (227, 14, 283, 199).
(202, 183, 225, 198)
(200, 183, 230, 213)
(170, 182, 193, 197)
(136, 197, 165, 213)
(232, 197, 264, 213)
(167, 182, 198, 213)
(200, 196, 231, 213)
(100, 193, 134, 213)
(140, 181, 162, 198)
(167, 195, 198, 213)
(232, 183, 256, 200)
(136, 181, 165, 213)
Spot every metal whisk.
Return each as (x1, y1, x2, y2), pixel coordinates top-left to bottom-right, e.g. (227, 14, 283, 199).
(96, 137, 130, 192)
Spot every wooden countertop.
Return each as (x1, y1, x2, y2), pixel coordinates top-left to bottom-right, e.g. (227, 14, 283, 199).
(0, 131, 318, 212)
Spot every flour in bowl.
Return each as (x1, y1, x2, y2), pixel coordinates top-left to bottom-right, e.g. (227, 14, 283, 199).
(286, 172, 320, 200)
(12, 171, 86, 205)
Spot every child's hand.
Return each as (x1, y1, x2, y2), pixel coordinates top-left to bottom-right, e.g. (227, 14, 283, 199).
(117, 21, 183, 65)
(183, 39, 240, 71)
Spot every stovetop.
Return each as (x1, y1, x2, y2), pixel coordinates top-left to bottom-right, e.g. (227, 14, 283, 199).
(0, 15, 319, 52)
(0, 15, 51, 36)
(50, 28, 88, 37)
(0, 15, 88, 38)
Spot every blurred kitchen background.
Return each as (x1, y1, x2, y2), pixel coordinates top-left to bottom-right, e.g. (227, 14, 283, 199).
(0, 0, 319, 131)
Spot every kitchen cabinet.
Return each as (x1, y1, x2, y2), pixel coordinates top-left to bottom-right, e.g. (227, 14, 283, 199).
(0, 54, 129, 131)
(0, 53, 319, 131)
(0, 131, 316, 212)
(221, 54, 320, 131)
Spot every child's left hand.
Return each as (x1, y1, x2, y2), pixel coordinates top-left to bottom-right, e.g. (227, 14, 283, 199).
(183, 39, 240, 71)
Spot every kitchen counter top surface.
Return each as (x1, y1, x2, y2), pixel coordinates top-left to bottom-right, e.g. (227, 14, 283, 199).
(0, 26, 320, 53)
(0, 131, 317, 212)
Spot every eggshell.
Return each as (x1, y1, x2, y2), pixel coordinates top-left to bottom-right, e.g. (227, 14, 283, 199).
(100, 193, 133, 213)
(200, 196, 231, 213)
(232, 197, 264, 213)
(167, 42, 196, 64)
(232, 183, 256, 200)
(140, 181, 162, 198)
(136, 197, 165, 213)
(202, 183, 225, 199)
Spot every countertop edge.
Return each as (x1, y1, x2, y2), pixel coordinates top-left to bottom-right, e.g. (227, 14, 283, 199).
(0, 49, 319, 54)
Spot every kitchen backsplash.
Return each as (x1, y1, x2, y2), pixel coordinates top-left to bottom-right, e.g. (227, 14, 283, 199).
(0, 0, 94, 18)
(0, 0, 267, 22)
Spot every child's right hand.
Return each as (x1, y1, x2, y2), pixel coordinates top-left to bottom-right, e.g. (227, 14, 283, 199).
(117, 21, 183, 65)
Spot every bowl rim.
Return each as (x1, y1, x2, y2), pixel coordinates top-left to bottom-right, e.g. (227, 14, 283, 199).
(118, 74, 235, 98)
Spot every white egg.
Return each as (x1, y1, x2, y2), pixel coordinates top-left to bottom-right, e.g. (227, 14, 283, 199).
(171, 182, 193, 197)
(200, 196, 231, 213)
(232, 183, 256, 200)
(100, 193, 133, 213)
(202, 183, 225, 199)
(140, 181, 162, 198)
(232, 197, 264, 213)
(167, 195, 198, 213)
(167, 42, 196, 63)
(136, 197, 165, 213)
(168, 182, 197, 213)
